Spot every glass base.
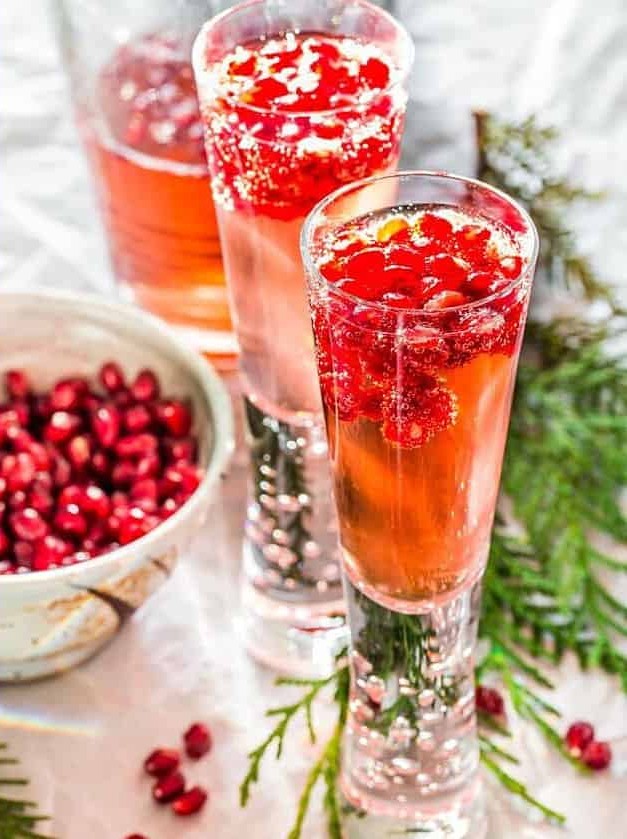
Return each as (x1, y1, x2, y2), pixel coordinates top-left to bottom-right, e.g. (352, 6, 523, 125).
(241, 397, 346, 676)
(241, 551, 347, 677)
(341, 775, 486, 839)
(341, 578, 482, 831)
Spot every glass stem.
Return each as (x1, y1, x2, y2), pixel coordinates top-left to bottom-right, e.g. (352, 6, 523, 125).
(341, 578, 484, 830)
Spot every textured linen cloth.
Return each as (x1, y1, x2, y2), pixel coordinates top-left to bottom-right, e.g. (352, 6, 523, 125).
(1, 1, 626, 836)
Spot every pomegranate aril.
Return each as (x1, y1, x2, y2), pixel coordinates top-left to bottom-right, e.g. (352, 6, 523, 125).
(112, 460, 137, 487)
(54, 504, 89, 539)
(99, 361, 126, 393)
(152, 770, 186, 804)
(419, 213, 454, 241)
(115, 433, 158, 460)
(5, 369, 31, 399)
(163, 437, 196, 464)
(8, 490, 28, 512)
(92, 450, 111, 479)
(92, 404, 121, 448)
(130, 478, 159, 503)
(52, 454, 72, 489)
(118, 508, 157, 544)
(14, 540, 34, 567)
(361, 57, 390, 89)
(155, 401, 192, 438)
(143, 747, 180, 778)
(13, 434, 50, 471)
(10, 508, 49, 542)
(136, 453, 160, 479)
(500, 255, 523, 278)
(123, 404, 152, 434)
(67, 435, 92, 471)
(183, 722, 212, 759)
(131, 369, 160, 403)
(475, 685, 505, 717)
(424, 291, 469, 310)
(565, 721, 595, 756)
(82, 485, 111, 519)
(50, 378, 88, 411)
(45, 412, 81, 444)
(345, 247, 386, 277)
(581, 740, 612, 770)
(32, 535, 72, 571)
(29, 486, 54, 518)
(3, 452, 37, 492)
(0, 528, 10, 555)
(172, 785, 208, 816)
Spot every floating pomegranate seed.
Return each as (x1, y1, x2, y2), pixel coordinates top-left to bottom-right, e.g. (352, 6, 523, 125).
(565, 721, 595, 756)
(184, 722, 212, 759)
(45, 412, 81, 444)
(124, 404, 152, 434)
(131, 369, 160, 402)
(155, 401, 192, 438)
(582, 740, 612, 770)
(99, 361, 125, 393)
(10, 508, 49, 542)
(152, 770, 186, 804)
(361, 57, 390, 89)
(420, 213, 454, 241)
(5, 369, 31, 399)
(92, 404, 121, 448)
(172, 785, 208, 816)
(475, 685, 505, 717)
(143, 747, 180, 778)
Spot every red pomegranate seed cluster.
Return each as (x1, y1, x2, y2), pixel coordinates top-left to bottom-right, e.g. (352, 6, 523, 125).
(198, 34, 405, 219)
(100, 34, 205, 166)
(0, 364, 202, 575)
(126, 721, 211, 834)
(564, 721, 612, 770)
(311, 208, 530, 447)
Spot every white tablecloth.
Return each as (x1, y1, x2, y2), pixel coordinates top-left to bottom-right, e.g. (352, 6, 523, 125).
(1, 1, 626, 837)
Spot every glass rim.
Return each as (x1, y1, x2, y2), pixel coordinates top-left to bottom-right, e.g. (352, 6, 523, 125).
(192, 0, 415, 120)
(301, 169, 540, 317)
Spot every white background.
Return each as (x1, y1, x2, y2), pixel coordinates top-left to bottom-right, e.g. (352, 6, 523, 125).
(1, 1, 627, 837)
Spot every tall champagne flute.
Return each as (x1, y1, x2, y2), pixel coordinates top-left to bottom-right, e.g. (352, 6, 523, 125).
(192, 0, 413, 675)
(302, 172, 538, 834)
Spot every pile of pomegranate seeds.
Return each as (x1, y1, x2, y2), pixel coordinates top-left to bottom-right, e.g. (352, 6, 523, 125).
(0, 364, 203, 575)
(126, 721, 212, 834)
(311, 207, 531, 447)
(565, 721, 612, 770)
(198, 33, 405, 218)
(100, 34, 206, 166)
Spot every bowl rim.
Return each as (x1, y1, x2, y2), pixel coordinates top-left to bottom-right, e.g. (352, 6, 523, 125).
(0, 289, 235, 588)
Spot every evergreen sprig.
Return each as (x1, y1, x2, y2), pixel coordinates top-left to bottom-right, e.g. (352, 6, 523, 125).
(0, 742, 53, 838)
(242, 114, 627, 836)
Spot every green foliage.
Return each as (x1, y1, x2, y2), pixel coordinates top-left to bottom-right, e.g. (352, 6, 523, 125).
(0, 743, 53, 838)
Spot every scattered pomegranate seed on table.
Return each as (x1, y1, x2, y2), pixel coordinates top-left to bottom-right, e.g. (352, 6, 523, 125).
(581, 739, 612, 771)
(475, 685, 506, 718)
(152, 770, 186, 804)
(0, 364, 203, 574)
(184, 722, 212, 759)
(565, 721, 595, 756)
(172, 785, 208, 816)
(143, 748, 181, 778)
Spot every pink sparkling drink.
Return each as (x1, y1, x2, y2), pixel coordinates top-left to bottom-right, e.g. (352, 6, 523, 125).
(192, 1, 413, 676)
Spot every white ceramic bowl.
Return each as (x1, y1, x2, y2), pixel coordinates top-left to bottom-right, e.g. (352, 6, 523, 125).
(0, 291, 234, 682)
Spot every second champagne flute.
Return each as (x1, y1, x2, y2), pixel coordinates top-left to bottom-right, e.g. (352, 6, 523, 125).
(192, 0, 413, 674)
